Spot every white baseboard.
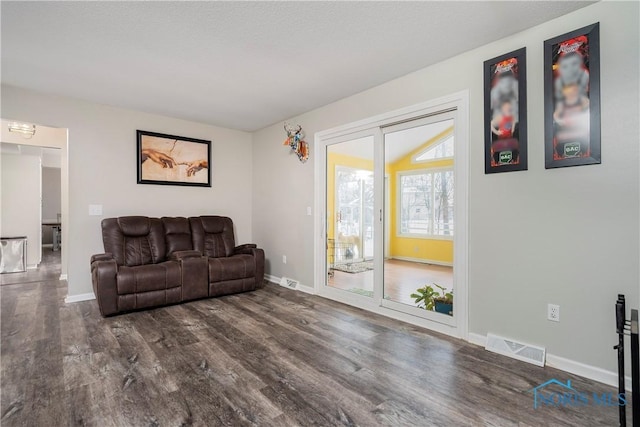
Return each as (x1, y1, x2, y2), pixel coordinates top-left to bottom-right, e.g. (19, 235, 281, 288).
(467, 332, 631, 390)
(468, 332, 487, 347)
(265, 274, 315, 295)
(391, 256, 453, 267)
(64, 292, 95, 303)
(59, 274, 68, 281)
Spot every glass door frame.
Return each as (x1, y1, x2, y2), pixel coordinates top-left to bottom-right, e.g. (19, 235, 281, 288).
(319, 128, 383, 309)
(379, 111, 457, 326)
(314, 91, 469, 340)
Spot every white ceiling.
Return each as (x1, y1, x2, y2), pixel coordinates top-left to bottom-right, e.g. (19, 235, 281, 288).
(1, 1, 593, 132)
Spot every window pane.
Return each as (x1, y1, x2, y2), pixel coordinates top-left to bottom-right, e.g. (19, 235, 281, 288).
(433, 171, 454, 235)
(415, 136, 454, 162)
(400, 170, 454, 236)
(400, 174, 431, 235)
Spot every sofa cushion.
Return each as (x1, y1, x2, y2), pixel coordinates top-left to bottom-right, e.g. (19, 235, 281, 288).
(102, 216, 166, 267)
(189, 216, 235, 258)
(117, 261, 181, 294)
(162, 217, 193, 255)
(208, 254, 255, 282)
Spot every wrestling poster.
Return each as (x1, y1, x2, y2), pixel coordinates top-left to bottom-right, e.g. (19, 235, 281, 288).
(484, 48, 528, 174)
(544, 23, 601, 168)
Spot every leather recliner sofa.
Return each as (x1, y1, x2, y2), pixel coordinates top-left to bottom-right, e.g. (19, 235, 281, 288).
(91, 215, 265, 316)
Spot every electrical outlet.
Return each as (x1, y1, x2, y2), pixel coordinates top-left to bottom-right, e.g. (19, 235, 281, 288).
(282, 255, 287, 264)
(547, 304, 560, 322)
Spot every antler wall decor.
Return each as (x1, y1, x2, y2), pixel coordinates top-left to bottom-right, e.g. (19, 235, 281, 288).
(283, 122, 309, 163)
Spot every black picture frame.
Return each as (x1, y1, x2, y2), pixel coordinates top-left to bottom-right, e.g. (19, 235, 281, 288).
(544, 23, 600, 169)
(484, 47, 528, 174)
(137, 130, 211, 187)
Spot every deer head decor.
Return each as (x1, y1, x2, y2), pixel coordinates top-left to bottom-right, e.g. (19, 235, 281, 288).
(283, 122, 309, 163)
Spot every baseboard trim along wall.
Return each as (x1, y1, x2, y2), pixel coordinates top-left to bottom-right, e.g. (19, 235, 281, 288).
(468, 332, 632, 390)
(59, 274, 68, 281)
(265, 274, 316, 295)
(64, 292, 96, 303)
(390, 256, 453, 268)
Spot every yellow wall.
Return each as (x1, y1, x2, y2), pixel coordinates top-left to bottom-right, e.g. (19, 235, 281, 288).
(387, 127, 454, 265)
(327, 126, 454, 265)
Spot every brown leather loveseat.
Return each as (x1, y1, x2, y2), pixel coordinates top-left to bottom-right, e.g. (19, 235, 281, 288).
(91, 216, 265, 316)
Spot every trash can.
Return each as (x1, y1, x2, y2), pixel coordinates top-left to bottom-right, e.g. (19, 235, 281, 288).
(0, 237, 27, 273)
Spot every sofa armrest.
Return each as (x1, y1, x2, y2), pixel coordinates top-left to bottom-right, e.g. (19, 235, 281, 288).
(231, 246, 265, 288)
(169, 250, 203, 261)
(91, 253, 114, 263)
(233, 243, 258, 255)
(91, 256, 118, 316)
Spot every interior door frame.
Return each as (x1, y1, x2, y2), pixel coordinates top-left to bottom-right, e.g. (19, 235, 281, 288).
(314, 91, 469, 340)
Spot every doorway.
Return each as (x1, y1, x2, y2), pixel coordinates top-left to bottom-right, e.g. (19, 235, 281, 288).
(315, 92, 468, 338)
(0, 120, 68, 286)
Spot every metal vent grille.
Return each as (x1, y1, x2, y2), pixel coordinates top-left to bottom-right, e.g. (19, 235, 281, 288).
(485, 333, 546, 367)
(279, 277, 299, 289)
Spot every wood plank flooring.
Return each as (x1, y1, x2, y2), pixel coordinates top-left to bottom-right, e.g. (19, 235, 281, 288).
(328, 259, 453, 305)
(1, 278, 627, 426)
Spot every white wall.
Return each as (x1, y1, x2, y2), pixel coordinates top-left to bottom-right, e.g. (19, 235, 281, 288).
(252, 1, 639, 376)
(1, 153, 42, 267)
(42, 167, 61, 222)
(0, 87, 254, 297)
(42, 166, 61, 244)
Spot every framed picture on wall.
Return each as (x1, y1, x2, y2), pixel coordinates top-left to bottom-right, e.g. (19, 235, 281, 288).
(483, 47, 528, 174)
(137, 130, 211, 187)
(544, 23, 601, 169)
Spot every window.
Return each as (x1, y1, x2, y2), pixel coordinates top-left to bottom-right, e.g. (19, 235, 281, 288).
(414, 135, 454, 162)
(399, 169, 454, 237)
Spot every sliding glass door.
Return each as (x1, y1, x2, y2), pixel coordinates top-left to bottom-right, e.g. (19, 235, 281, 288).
(316, 94, 467, 337)
(325, 133, 380, 299)
(381, 113, 456, 323)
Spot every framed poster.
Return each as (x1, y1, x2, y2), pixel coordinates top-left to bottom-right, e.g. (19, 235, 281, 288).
(484, 48, 528, 174)
(137, 130, 211, 187)
(544, 23, 600, 169)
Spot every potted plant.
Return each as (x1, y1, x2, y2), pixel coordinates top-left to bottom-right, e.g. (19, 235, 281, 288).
(410, 284, 453, 316)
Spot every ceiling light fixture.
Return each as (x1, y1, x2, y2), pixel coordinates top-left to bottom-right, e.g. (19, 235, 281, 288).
(7, 122, 36, 139)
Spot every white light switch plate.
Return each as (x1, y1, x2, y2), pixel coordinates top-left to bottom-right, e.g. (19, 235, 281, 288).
(306, 206, 312, 216)
(89, 204, 103, 216)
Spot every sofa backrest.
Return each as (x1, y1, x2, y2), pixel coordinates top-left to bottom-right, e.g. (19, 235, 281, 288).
(161, 217, 194, 255)
(189, 216, 235, 258)
(101, 216, 166, 266)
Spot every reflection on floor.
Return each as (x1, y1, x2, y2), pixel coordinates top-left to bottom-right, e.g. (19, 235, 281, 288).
(328, 259, 453, 306)
(0, 246, 61, 286)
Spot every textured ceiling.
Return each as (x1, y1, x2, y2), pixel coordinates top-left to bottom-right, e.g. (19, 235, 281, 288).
(1, 1, 593, 131)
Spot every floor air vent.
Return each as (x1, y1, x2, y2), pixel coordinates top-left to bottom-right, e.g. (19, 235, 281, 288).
(485, 333, 546, 367)
(279, 277, 299, 290)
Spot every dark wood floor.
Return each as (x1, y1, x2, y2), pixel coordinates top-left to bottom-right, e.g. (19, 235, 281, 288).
(1, 278, 626, 426)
